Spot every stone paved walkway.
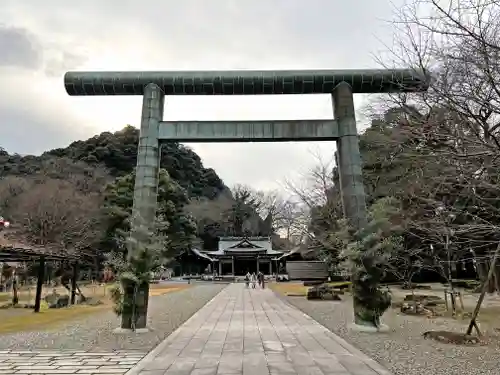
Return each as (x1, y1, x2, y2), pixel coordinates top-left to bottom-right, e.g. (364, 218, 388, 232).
(128, 283, 391, 375)
(0, 349, 146, 374)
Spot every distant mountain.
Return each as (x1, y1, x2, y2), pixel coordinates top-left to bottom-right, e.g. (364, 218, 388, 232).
(1, 125, 227, 200)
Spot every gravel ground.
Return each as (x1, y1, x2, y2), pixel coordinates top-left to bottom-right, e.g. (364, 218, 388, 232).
(0, 283, 227, 351)
(284, 294, 500, 375)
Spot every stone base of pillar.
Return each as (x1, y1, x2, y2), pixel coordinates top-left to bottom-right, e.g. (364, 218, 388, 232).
(348, 323, 389, 333)
(113, 327, 151, 334)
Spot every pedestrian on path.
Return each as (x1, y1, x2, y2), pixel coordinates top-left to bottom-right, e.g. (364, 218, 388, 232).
(258, 271, 265, 289)
(245, 272, 250, 288)
(250, 272, 256, 288)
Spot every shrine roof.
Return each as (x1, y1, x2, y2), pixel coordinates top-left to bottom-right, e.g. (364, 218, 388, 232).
(0, 229, 87, 262)
(218, 236, 272, 250)
(206, 237, 285, 257)
(206, 249, 284, 257)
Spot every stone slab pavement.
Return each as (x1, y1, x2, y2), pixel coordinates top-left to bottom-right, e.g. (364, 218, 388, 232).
(127, 283, 392, 375)
(0, 349, 146, 374)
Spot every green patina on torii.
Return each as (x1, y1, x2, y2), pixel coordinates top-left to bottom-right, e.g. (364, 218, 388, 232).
(64, 68, 428, 330)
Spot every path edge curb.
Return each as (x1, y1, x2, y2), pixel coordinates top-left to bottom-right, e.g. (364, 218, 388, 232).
(125, 284, 229, 375)
(272, 290, 393, 375)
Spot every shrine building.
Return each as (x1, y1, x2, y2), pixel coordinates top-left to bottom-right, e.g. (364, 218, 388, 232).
(206, 237, 284, 276)
(175, 236, 286, 276)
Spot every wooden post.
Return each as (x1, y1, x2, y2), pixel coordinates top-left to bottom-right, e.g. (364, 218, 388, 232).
(450, 290, 457, 316)
(275, 260, 279, 282)
(70, 262, 78, 305)
(466, 241, 500, 335)
(458, 291, 465, 312)
(34, 256, 45, 313)
(12, 274, 19, 305)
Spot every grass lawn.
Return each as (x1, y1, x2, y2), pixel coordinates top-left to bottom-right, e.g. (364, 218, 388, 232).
(269, 281, 351, 297)
(0, 284, 113, 304)
(0, 304, 110, 334)
(148, 284, 190, 296)
(0, 282, 190, 334)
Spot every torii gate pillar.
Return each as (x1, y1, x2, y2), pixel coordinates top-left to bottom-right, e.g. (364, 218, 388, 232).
(333, 82, 367, 230)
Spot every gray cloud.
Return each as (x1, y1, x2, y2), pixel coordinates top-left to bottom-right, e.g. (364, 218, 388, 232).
(0, 0, 405, 188)
(188, 142, 337, 190)
(0, 24, 42, 69)
(0, 103, 96, 155)
(44, 50, 88, 77)
(0, 71, 98, 155)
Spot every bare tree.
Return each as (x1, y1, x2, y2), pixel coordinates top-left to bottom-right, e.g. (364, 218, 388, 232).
(246, 189, 304, 239)
(362, 0, 500, 290)
(185, 193, 254, 238)
(284, 150, 345, 263)
(7, 178, 103, 254)
(0, 176, 32, 217)
(285, 151, 339, 227)
(379, 0, 500, 172)
(37, 157, 111, 194)
(275, 199, 305, 244)
(184, 195, 234, 227)
(284, 151, 336, 209)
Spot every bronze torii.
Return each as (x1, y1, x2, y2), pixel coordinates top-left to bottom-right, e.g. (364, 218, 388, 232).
(64, 68, 429, 331)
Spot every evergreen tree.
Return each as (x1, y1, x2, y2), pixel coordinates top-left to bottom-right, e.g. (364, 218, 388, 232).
(108, 218, 165, 330)
(104, 169, 196, 330)
(340, 197, 403, 328)
(102, 169, 197, 261)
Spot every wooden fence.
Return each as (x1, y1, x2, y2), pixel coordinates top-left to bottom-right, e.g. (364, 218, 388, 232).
(286, 261, 328, 280)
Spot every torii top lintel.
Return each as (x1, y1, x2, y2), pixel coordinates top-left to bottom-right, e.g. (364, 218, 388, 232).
(64, 68, 429, 96)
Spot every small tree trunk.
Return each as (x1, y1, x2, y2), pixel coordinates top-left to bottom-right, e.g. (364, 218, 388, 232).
(476, 258, 496, 293)
(408, 273, 418, 312)
(411, 287, 418, 312)
(492, 253, 500, 294)
(466, 241, 500, 336)
(0, 263, 3, 291)
(474, 253, 487, 282)
(445, 234, 457, 316)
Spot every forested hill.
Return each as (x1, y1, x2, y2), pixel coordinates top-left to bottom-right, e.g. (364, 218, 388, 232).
(1, 125, 227, 199)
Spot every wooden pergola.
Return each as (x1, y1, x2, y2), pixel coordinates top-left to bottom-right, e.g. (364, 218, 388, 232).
(0, 244, 85, 313)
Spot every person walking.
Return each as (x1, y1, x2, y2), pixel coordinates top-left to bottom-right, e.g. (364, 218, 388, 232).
(250, 272, 256, 289)
(245, 272, 250, 288)
(258, 271, 265, 289)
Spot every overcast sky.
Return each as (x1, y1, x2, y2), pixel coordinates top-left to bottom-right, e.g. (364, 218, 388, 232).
(0, 0, 406, 191)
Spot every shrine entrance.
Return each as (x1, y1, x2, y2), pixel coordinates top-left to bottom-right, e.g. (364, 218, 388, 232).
(64, 68, 428, 329)
(234, 258, 257, 276)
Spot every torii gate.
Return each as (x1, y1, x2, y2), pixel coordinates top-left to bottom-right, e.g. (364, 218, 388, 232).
(64, 69, 428, 330)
